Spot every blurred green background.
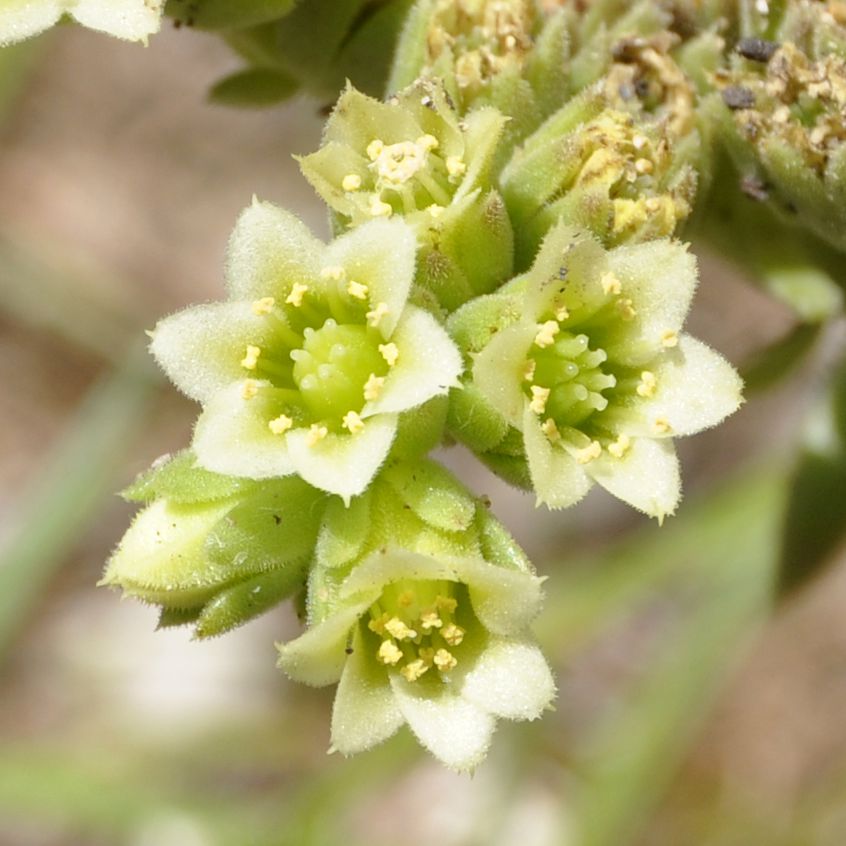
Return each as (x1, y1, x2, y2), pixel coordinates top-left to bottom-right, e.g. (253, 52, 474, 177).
(2, 22, 846, 846)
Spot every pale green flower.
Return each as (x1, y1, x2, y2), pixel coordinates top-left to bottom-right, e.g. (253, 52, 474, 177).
(150, 199, 462, 502)
(277, 466, 555, 771)
(451, 221, 743, 521)
(0, 0, 164, 45)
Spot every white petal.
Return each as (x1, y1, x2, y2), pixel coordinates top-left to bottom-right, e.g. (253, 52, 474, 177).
(330, 628, 404, 754)
(604, 240, 698, 364)
(523, 406, 593, 509)
(362, 306, 462, 416)
(461, 637, 556, 721)
(623, 335, 743, 437)
(323, 218, 417, 338)
(0, 0, 61, 46)
(224, 200, 323, 301)
(193, 382, 295, 479)
(150, 302, 277, 404)
(389, 675, 495, 772)
(585, 436, 681, 521)
(472, 324, 536, 428)
(276, 601, 371, 687)
(72, 0, 163, 41)
(285, 414, 397, 503)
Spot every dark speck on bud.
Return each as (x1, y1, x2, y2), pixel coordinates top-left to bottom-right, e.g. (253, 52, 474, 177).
(723, 86, 756, 110)
(736, 38, 779, 63)
(741, 175, 770, 202)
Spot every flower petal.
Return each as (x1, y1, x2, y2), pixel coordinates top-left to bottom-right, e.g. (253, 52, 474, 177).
(285, 414, 397, 503)
(330, 627, 404, 755)
(389, 674, 495, 772)
(461, 637, 556, 721)
(323, 217, 417, 337)
(193, 381, 295, 479)
(224, 199, 323, 301)
(585, 436, 681, 521)
(73, 0, 163, 41)
(523, 406, 593, 509)
(622, 335, 743, 437)
(150, 302, 277, 404)
(0, 0, 61, 46)
(362, 306, 462, 416)
(472, 324, 536, 428)
(297, 141, 364, 219)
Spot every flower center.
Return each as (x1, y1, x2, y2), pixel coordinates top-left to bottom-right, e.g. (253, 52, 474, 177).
(291, 319, 387, 420)
(367, 580, 466, 683)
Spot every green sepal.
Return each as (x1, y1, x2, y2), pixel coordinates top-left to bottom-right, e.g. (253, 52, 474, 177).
(165, 0, 296, 30)
(476, 507, 533, 574)
(209, 67, 298, 108)
(386, 0, 434, 93)
(157, 606, 203, 630)
(389, 396, 449, 461)
(316, 492, 372, 570)
(122, 450, 253, 505)
(446, 383, 509, 454)
(447, 291, 522, 357)
(478, 451, 531, 491)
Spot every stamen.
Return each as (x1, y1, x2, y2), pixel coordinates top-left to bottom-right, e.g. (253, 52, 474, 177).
(436, 595, 457, 613)
(368, 197, 393, 217)
(523, 359, 536, 381)
(397, 590, 415, 608)
(341, 174, 362, 192)
(367, 612, 390, 635)
(553, 300, 570, 321)
(384, 617, 417, 641)
(400, 659, 429, 681)
(306, 423, 328, 446)
(661, 330, 679, 348)
(366, 139, 384, 161)
(419, 609, 443, 630)
(268, 414, 293, 435)
(530, 385, 551, 414)
(541, 418, 561, 442)
(600, 272, 622, 296)
(654, 417, 672, 434)
(285, 282, 309, 307)
(441, 623, 465, 646)
(427, 204, 445, 218)
(617, 298, 637, 320)
(240, 345, 261, 370)
(635, 157, 654, 175)
(378, 342, 399, 366)
(321, 265, 345, 281)
(242, 380, 260, 400)
(574, 440, 602, 464)
(446, 155, 467, 181)
(363, 373, 385, 401)
(608, 433, 631, 458)
(417, 134, 439, 150)
(534, 320, 560, 348)
(347, 280, 369, 300)
(637, 371, 657, 398)
(252, 297, 275, 315)
(377, 640, 403, 666)
(366, 302, 389, 328)
(434, 649, 458, 672)
(342, 410, 365, 434)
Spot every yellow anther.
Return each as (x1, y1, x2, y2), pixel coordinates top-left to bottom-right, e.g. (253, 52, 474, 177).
(384, 617, 417, 641)
(574, 440, 602, 464)
(242, 379, 260, 400)
(436, 595, 457, 613)
(523, 359, 536, 382)
(441, 623, 465, 646)
(617, 298, 637, 320)
(529, 385, 551, 415)
(367, 612, 390, 635)
(427, 204, 445, 218)
(366, 139, 384, 161)
(321, 265, 346, 281)
(400, 659, 430, 682)
(347, 280, 369, 300)
(366, 302, 389, 328)
(285, 282, 309, 307)
(240, 344, 261, 370)
(601, 271, 622, 296)
(541, 418, 561, 442)
(635, 157, 654, 175)
(368, 197, 393, 217)
(342, 410, 365, 435)
(341, 173, 362, 192)
(252, 296, 275, 315)
(363, 373, 385, 402)
(446, 155, 467, 180)
(377, 640, 403, 666)
(608, 433, 631, 458)
(420, 609, 443, 630)
(632, 134, 649, 150)
(553, 300, 570, 321)
(306, 423, 328, 446)
(654, 417, 672, 434)
(637, 371, 657, 398)
(268, 414, 293, 435)
(434, 649, 458, 672)
(417, 134, 439, 150)
(645, 197, 662, 213)
(398, 590, 415, 608)
(378, 342, 399, 367)
(661, 330, 679, 348)
(534, 320, 560, 349)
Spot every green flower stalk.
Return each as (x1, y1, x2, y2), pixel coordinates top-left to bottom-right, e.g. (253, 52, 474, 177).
(102, 452, 325, 638)
(277, 463, 554, 771)
(448, 221, 743, 520)
(150, 199, 462, 502)
(0, 0, 164, 45)
(299, 79, 513, 311)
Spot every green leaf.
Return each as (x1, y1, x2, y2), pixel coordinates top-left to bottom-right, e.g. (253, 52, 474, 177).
(209, 67, 299, 108)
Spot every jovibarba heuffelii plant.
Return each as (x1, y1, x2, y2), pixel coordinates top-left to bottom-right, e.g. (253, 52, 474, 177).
(23, 0, 846, 771)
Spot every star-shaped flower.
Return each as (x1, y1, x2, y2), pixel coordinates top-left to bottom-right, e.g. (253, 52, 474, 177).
(150, 199, 462, 503)
(456, 221, 743, 520)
